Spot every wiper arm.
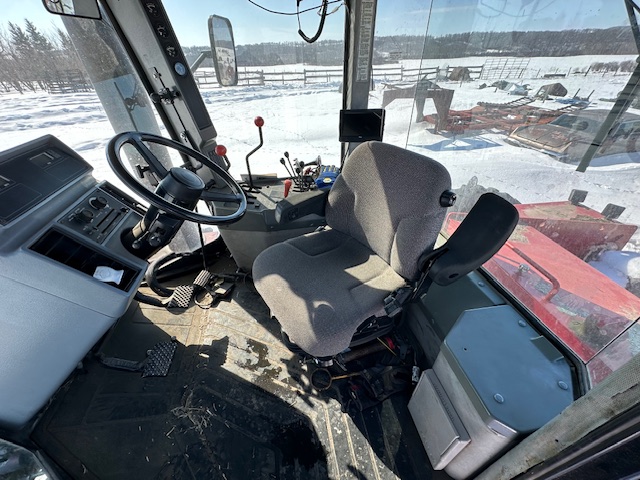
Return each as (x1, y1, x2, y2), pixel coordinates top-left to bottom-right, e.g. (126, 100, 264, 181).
(576, 0, 640, 172)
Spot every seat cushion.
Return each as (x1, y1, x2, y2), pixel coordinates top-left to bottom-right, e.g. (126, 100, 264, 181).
(253, 228, 406, 357)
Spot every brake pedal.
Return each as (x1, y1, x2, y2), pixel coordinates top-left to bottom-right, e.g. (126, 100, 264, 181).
(164, 285, 195, 308)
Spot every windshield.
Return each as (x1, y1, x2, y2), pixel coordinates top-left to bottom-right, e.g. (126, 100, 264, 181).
(164, 0, 348, 175)
(3, 0, 640, 388)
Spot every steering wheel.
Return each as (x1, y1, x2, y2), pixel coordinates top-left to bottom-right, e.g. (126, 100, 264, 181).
(107, 132, 246, 225)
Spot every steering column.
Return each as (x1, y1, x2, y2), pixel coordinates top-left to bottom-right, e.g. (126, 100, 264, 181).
(107, 132, 247, 258)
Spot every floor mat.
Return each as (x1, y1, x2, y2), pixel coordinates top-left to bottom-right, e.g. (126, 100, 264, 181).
(32, 266, 437, 479)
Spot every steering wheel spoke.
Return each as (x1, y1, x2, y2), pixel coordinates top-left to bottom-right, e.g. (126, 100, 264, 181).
(201, 190, 244, 203)
(107, 132, 247, 225)
(132, 136, 170, 178)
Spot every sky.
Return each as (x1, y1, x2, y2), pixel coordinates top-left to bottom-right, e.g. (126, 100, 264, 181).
(2, 0, 630, 47)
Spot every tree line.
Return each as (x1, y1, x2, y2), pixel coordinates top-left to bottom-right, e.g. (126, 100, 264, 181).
(180, 27, 638, 67)
(0, 20, 86, 93)
(1, 20, 637, 94)
(423, 27, 636, 59)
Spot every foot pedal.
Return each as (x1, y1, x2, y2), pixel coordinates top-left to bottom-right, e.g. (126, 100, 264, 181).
(165, 285, 194, 308)
(194, 279, 235, 309)
(98, 354, 143, 372)
(193, 270, 212, 291)
(212, 280, 235, 298)
(98, 340, 177, 377)
(142, 341, 177, 377)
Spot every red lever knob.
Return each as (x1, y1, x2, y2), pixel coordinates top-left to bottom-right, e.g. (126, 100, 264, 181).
(284, 179, 292, 198)
(215, 145, 227, 156)
(254, 116, 264, 127)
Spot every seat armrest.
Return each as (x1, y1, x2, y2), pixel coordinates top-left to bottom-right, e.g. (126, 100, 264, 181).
(275, 189, 329, 224)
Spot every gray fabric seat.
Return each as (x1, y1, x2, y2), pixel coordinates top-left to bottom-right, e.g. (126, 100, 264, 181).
(253, 141, 452, 357)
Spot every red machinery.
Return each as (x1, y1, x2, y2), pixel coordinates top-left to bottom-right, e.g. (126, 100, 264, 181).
(515, 200, 637, 260)
(445, 199, 640, 384)
(424, 97, 585, 134)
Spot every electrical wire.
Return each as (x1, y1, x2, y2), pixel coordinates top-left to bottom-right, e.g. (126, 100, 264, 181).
(247, 0, 342, 16)
(298, 0, 329, 43)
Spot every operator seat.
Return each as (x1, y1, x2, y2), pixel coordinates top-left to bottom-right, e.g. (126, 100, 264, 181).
(252, 141, 452, 358)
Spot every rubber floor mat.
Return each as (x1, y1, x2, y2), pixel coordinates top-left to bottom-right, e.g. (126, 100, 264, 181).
(32, 270, 436, 479)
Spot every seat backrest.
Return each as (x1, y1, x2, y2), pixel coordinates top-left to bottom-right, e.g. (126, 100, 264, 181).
(326, 141, 451, 281)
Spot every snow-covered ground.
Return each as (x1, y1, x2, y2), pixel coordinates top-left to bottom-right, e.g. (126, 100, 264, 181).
(2, 55, 640, 289)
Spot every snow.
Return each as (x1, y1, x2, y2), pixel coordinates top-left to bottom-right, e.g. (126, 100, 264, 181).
(2, 55, 640, 286)
(589, 251, 640, 288)
(590, 250, 640, 288)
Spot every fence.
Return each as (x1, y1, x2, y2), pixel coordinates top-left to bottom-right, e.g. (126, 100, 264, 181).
(46, 70, 93, 94)
(480, 57, 530, 80)
(194, 65, 458, 88)
(0, 69, 93, 95)
(0, 59, 544, 95)
(373, 66, 440, 83)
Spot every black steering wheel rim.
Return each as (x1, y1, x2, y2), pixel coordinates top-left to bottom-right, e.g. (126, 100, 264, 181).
(106, 132, 247, 225)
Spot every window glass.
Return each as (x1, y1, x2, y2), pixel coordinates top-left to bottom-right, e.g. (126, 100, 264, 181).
(0, 1, 163, 191)
(163, 0, 346, 179)
(371, 0, 640, 387)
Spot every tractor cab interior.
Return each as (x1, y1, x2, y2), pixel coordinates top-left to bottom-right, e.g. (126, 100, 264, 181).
(2, 1, 640, 479)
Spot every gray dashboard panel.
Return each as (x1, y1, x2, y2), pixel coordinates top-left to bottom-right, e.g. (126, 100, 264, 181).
(0, 275, 113, 429)
(0, 137, 147, 428)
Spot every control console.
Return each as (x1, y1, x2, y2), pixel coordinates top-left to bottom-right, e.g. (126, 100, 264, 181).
(59, 187, 134, 244)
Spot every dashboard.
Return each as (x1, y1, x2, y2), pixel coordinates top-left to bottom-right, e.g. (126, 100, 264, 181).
(0, 136, 148, 429)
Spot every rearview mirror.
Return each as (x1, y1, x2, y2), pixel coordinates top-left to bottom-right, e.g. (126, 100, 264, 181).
(42, 0, 101, 19)
(208, 15, 238, 87)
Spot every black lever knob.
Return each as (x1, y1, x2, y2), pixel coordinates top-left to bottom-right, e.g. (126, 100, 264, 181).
(77, 209, 95, 223)
(440, 190, 457, 207)
(89, 196, 108, 209)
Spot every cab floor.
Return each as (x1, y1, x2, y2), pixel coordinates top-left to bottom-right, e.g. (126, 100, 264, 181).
(33, 260, 440, 480)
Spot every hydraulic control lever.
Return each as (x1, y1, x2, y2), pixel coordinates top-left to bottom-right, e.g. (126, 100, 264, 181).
(214, 144, 231, 170)
(284, 151, 296, 181)
(280, 157, 294, 178)
(279, 150, 330, 193)
(245, 116, 265, 191)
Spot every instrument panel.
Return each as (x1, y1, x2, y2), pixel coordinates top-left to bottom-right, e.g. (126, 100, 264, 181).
(0, 136, 91, 226)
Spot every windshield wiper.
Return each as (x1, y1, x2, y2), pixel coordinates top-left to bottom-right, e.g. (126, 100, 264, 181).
(577, 0, 640, 172)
